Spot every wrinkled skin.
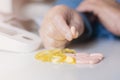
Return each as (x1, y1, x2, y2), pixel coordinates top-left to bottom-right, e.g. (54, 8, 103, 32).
(40, 5, 84, 49)
(77, 0, 120, 36)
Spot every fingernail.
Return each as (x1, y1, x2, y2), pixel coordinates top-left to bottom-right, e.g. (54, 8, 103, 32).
(65, 33, 72, 41)
(71, 26, 79, 39)
(75, 31, 79, 39)
(71, 26, 76, 37)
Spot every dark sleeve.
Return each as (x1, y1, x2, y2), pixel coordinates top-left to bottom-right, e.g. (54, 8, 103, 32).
(78, 13, 93, 41)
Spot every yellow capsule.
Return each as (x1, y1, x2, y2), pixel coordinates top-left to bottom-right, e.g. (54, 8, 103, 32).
(35, 54, 50, 62)
(35, 48, 77, 64)
(65, 56, 76, 64)
(51, 55, 66, 63)
(63, 48, 76, 54)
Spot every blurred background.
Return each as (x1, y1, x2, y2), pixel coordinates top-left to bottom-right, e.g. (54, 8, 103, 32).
(0, 0, 57, 33)
(20, 0, 56, 32)
(16, 0, 56, 19)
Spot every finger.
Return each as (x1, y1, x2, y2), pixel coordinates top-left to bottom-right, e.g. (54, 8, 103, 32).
(71, 26, 76, 38)
(71, 26, 79, 39)
(42, 20, 66, 41)
(40, 26, 68, 49)
(76, 1, 99, 15)
(53, 15, 73, 41)
(42, 34, 67, 49)
(69, 12, 84, 38)
(40, 30, 56, 49)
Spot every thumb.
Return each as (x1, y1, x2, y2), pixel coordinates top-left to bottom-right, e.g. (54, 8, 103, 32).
(53, 15, 73, 41)
(70, 26, 79, 39)
(69, 11, 84, 39)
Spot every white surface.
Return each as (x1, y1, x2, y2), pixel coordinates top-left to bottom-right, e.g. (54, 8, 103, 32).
(0, 0, 12, 13)
(23, 3, 53, 19)
(0, 22, 41, 52)
(0, 39, 120, 80)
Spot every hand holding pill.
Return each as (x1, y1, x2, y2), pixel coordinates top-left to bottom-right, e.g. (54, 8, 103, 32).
(40, 5, 84, 49)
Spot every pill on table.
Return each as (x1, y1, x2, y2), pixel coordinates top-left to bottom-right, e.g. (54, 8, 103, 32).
(65, 53, 76, 58)
(75, 53, 90, 58)
(75, 53, 90, 64)
(76, 57, 90, 64)
(88, 57, 101, 64)
(90, 53, 104, 60)
(65, 56, 76, 64)
(72, 53, 104, 64)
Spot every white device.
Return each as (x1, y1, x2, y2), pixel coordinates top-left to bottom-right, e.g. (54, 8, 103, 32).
(0, 22, 41, 52)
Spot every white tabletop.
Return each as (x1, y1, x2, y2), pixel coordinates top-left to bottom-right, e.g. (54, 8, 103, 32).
(0, 39, 120, 80)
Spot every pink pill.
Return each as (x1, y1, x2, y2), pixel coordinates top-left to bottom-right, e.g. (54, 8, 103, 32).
(76, 53, 90, 58)
(90, 53, 104, 60)
(88, 57, 101, 64)
(66, 52, 104, 64)
(65, 54, 76, 58)
(74, 53, 89, 64)
(76, 57, 90, 64)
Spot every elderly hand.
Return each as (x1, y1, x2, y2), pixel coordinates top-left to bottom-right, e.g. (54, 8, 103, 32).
(40, 5, 84, 49)
(77, 0, 120, 36)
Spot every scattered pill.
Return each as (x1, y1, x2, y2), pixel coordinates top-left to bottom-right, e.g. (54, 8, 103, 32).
(35, 49, 104, 64)
(90, 53, 104, 60)
(65, 56, 76, 64)
(88, 57, 101, 64)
